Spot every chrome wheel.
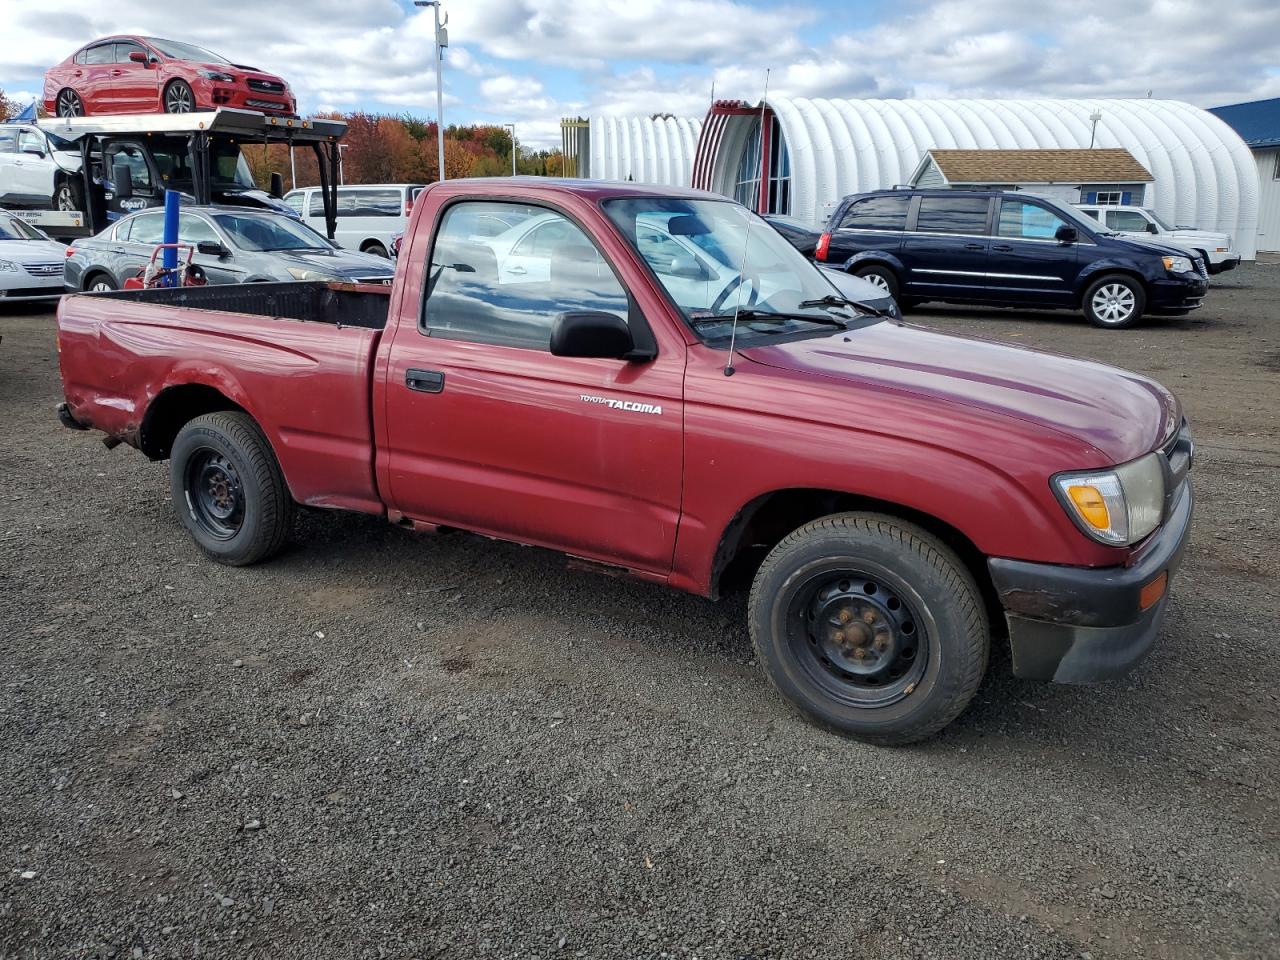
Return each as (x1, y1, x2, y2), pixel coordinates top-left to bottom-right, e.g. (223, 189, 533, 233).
(56, 90, 83, 117)
(1090, 282, 1137, 324)
(165, 82, 195, 113)
(90, 279, 114, 293)
(862, 272, 891, 293)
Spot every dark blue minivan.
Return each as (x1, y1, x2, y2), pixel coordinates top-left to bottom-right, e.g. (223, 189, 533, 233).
(815, 189, 1209, 329)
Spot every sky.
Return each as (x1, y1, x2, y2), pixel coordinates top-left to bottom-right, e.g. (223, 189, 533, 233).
(2, 0, 1279, 149)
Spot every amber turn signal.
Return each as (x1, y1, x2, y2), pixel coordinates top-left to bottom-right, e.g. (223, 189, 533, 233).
(1066, 484, 1110, 530)
(1139, 571, 1168, 611)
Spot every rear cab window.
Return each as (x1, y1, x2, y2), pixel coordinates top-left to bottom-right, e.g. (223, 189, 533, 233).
(421, 200, 630, 351)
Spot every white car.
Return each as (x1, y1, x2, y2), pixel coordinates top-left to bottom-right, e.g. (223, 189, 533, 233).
(1076, 204, 1240, 275)
(283, 183, 425, 258)
(0, 122, 85, 211)
(0, 211, 68, 301)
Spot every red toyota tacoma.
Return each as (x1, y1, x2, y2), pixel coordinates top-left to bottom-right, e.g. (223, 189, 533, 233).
(56, 179, 1194, 744)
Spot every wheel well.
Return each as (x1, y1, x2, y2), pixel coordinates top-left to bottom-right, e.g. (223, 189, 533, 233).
(710, 488, 1001, 625)
(139, 384, 245, 460)
(81, 269, 111, 291)
(361, 239, 389, 253)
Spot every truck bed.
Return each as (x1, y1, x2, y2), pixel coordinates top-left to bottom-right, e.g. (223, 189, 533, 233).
(57, 282, 390, 515)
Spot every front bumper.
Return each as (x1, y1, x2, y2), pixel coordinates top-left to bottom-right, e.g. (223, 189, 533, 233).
(1148, 275, 1207, 314)
(988, 481, 1193, 683)
(1207, 255, 1240, 275)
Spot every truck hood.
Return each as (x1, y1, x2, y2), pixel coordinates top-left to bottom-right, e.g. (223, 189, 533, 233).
(741, 323, 1179, 464)
(1170, 228, 1230, 246)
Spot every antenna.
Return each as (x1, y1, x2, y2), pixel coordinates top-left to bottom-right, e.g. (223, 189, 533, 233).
(724, 68, 771, 377)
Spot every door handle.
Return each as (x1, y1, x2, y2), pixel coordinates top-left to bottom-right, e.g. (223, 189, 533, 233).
(992, 244, 1014, 252)
(508, 265, 527, 276)
(405, 368, 444, 393)
(963, 242, 985, 250)
(111, 70, 124, 76)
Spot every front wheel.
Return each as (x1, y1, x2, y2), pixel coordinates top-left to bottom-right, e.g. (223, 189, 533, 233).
(362, 241, 389, 259)
(749, 513, 989, 745)
(169, 412, 294, 565)
(1083, 274, 1146, 329)
(164, 80, 196, 114)
(54, 178, 85, 212)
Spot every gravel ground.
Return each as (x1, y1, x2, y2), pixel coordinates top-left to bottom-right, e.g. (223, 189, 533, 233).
(1, 265, 1278, 960)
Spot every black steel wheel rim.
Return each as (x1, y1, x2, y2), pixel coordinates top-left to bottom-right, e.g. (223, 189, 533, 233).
(185, 448, 245, 540)
(785, 565, 930, 708)
(167, 84, 194, 113)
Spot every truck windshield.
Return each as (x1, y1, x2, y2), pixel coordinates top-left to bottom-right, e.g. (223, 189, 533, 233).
(603, 197, 857, 344)
(150, 141, 257, 194)
(214, 213, 333, 252)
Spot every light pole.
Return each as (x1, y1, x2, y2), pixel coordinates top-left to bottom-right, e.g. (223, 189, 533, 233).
(337, 143, 349, 185)
(414, 0, 448, 181)
(504, 123, 517, 176)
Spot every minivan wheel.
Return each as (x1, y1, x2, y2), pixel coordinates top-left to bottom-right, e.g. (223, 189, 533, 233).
(852, 265, 900, 301)
(749, 513, 989, 746)
(1083, 275, 1145, 329)
(169, 412, 294, 566)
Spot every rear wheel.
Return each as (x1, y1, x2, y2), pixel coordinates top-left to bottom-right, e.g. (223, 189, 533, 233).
(1083, 274, 1145, 329)
(362, 241, 389, 259)
(164, 80, 196, 114)
(85, 273, 117, 293)
(55, 89, 84, 117)
(749, 513, 989, 745)
(169, 412, 294, 566)
(851, 264, 900, 301)
(54, 177, 84, 212)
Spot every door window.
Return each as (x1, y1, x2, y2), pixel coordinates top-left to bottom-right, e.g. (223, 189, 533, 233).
(83, 44, 115, 65)
(337, 188, 403, 217)
(114, 41, 148, 63)
(178, 214, 219, 244)
(1105, 210, 1155, 233)
(997, 200, 1069, 240)
(838, 195, 910, 231)
(308, 193, 326, 217)
(283, 192, 305, 214)
(127, 212, 166, 245)
(108, 144, 154, 196)
(0, 130, 17, 153)
(423, 201, 629, 351)
(914, 196, 991, 235)
(17, 130, 45, 156)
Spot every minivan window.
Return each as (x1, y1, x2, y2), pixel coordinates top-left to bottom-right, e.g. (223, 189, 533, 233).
(336, 188, 404, 217)
(914, 196, 991, 235)
(839, 195, 910, 231)
(997, 200, 1069, 240)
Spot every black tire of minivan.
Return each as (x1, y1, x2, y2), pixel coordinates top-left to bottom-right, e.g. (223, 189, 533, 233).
(169, 412, 294, 566)
(748, 512, 989, 746)
(851, 264, 901, 301)
(1082, 274, 1146, 329)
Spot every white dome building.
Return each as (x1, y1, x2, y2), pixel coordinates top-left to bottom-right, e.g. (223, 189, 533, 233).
(691, 97, 1260, 258)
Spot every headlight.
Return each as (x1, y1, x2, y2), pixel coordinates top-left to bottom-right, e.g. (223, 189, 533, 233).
(1162, 255, 1194, 274)
(1052, 452, 1165, 546)
(287, 267, 340, 281)
(200, 70, 236, 82)
(0, 260, 19, 273)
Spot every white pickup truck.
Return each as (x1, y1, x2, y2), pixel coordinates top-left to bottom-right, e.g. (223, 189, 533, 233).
(1076, 204, 1240, 275)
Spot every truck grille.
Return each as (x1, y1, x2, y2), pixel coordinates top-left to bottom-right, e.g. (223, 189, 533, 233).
(22, 262, 62, 278)
(1160, 418, 1194, 516)
(1193, 257, 1208, 280)
(247, 79, 285, 93)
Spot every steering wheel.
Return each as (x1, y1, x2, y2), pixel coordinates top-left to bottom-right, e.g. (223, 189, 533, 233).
(710, 271, 761, 314)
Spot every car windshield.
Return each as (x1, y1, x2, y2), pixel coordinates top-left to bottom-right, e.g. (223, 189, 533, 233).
(144, 37, 230, 64)
(0, 214, 44, 241)
(214, 213, 333, 252)
(604, 197, 856, 344)
(150, 141, 257, 193)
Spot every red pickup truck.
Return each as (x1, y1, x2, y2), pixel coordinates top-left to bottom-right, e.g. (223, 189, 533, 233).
(56, 179, 1194, 744)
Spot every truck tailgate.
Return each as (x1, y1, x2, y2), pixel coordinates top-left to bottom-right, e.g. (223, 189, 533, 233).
(58, 293, 385, 515)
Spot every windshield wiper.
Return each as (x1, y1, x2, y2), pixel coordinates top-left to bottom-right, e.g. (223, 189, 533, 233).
(693, 308, 848, 330)
(798, 293, 898, 322)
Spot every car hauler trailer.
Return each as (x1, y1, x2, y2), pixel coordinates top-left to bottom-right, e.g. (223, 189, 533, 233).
(34, 108, 346, 240)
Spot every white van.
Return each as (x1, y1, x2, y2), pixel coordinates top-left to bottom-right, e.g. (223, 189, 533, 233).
(283, 183, 425, 258)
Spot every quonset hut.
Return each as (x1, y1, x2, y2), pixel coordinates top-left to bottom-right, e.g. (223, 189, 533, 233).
(560, 115, 702, 186)
(690, 98, 1260, 259)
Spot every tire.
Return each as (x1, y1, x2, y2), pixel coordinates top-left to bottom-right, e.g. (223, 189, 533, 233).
(85, 273, 117, 293)
(55, 89, 84, 117)
(169, 412, 294, 566)
(164, 80, 196, 114)
(1083, 274, 1146, 329)
(54, 177, 85, 212)
(852, 264, 900, 301)
(362, 241, 389, 259)
(748, 512, 989, 746)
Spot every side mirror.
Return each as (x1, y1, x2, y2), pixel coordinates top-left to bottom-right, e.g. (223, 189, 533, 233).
(667, 254, 709, 281)
(197, 240, 230, 258)
(1054, 224, 1078, 244)
(550, 311, 635, 360)
(269, 172, 284, 200)
(112, 162, 133, 200)
(129, 51, 148, 64)
(1146, 223, 1159, 234)
(21, 145, 45, 158)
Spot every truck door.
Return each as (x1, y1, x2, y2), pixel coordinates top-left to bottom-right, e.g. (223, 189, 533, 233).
(382, 199, 685, 574)
(898, 195, 993, 299)
(103, 141, 160, 221)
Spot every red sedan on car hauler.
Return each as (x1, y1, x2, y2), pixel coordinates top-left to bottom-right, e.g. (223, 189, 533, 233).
(44, 36, 296, 118)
